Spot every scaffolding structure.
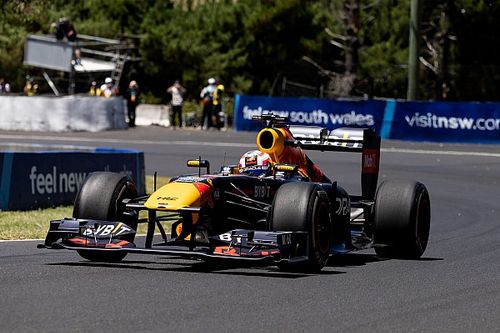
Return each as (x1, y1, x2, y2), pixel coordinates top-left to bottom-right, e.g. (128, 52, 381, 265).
(24, 34, 138, 95)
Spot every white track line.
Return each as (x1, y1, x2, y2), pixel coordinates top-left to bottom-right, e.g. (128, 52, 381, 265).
(0, 134, 254, 148)
(0, 239, 44, 242)
(0, 133, 499, 157)
(381, 147, 500, 158)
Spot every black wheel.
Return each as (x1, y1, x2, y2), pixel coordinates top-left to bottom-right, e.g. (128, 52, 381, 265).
(73, 172, 138, 262)
(373, 180, 431, 259)
(271, 182, 331, 272)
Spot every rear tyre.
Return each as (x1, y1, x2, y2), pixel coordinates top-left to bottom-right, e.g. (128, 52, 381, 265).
(373, 180, 430, 259)
(271, 182, 331, 272)
(73, 172, 138, 262)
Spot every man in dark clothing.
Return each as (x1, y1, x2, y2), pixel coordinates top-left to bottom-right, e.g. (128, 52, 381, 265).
(53, 18, 77, 42)
(199, 78, 216, 129)
(125, 80, 140, 127)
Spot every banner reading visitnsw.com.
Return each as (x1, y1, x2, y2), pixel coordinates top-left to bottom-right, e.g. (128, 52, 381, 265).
(234, 95, 500, 144)
(233, 95, 386, 132)
(391, 101, 500, 143)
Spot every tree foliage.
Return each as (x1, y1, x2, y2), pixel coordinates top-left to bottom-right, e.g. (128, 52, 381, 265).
(0, 0, 498, 101)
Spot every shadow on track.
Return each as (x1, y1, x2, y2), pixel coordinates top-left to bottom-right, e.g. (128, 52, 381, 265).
(46, 252, 442, 278)
(327, 253, 442, 268)
(47, 259, 345, 279)
(327, 253, 384, 268)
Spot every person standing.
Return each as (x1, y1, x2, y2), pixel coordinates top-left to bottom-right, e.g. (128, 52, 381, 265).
(125, 80, 140, 127)
(23, 76, 38, 96)
(100, 77, 116, 98)
(167, 80, 186, 128)
(0, 78, 10, 94)
(52, 18, 81, 66)
(199, 78, 216, 129)
(88, 81, 99, 96)
(212, 80, 225, 129)
(52, 18, 77, 42)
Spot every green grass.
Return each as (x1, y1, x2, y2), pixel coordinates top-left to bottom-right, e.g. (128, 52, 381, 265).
(0, 175, 171, 240)
(0, 206, 73, 240)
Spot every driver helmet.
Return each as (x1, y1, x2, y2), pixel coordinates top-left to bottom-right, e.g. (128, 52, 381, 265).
(238, 150, 271, 176)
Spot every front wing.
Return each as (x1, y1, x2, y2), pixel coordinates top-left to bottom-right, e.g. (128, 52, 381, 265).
(39, 218, 312, 266)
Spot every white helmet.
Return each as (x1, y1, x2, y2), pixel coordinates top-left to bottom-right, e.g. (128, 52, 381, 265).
(238, 150, 271, 176)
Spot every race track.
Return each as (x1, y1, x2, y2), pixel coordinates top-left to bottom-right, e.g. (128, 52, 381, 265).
(1, 126, 499, 332)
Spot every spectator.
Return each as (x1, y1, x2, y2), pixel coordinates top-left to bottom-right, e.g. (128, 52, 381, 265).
(0, 78, 10, 94)
(23, 76, 38, 96)
(52, 18, 81, 68)
(88, 81, 100, 96)
(100, 77, 115, 98)
(52, 18, 77, 42)
(167, 80, 186, 128)
(212, 80, 225, 129)
(199, 77, 216, 129)
(124, 80, 140, 127)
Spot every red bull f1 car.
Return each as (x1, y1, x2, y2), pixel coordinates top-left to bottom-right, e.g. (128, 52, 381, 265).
(40, 114, 431, 272)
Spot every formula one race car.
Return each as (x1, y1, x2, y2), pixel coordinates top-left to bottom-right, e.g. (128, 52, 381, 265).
(40, 114, 431, 272)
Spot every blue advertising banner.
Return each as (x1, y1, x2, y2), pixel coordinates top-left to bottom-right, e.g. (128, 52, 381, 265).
(0, 148, 145, 211)
(234, 95, 500, 144)
(234, 95, 386, 133)
(389, 101, 500, 143)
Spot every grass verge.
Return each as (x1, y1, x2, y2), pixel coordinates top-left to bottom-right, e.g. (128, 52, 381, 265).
(0, 175, 170, 240)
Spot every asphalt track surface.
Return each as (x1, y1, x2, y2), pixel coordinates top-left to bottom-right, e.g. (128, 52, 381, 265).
(1, 126, 499, 332)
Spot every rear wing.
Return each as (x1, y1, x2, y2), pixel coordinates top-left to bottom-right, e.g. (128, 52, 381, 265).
(252, 114, 381, 200)
(288, 126, 364, 152)
(288, 125, 381, 201)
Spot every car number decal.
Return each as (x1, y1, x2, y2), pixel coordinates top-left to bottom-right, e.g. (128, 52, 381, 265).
(254, 185, 270, 198)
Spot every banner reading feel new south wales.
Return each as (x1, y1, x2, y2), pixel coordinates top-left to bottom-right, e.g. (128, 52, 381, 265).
(234, 95, 386, 132)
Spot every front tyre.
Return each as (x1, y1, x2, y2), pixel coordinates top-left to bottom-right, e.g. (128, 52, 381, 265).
(271, 182, 331, 272)
(73, 172, 138, 262)
(373, 180, 431, 259)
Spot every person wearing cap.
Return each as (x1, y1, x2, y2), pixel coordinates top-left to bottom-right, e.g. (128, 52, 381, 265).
(100, 77, 115, 98)
(199, 78, 216, 129)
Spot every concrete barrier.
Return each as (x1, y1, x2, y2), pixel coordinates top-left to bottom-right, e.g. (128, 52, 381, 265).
(0, 95, 127, 132)
(135, 104, 170, 127)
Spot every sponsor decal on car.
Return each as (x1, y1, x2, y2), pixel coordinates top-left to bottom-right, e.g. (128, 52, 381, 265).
(81, 222, 132, 237)
(362, 149, 379, 174)
(175, 176, 206, 183)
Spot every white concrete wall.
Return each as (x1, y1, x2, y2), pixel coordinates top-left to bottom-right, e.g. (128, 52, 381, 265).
(135, 104, 170, 127)
(0, 95, 127, 132)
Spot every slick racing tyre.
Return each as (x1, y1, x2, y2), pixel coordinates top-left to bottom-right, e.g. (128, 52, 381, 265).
(271, 182, 331, 272)
(73, 172, 138, 262)
(373, 180, 431, 259)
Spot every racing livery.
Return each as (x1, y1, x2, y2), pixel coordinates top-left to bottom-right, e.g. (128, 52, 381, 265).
(40, 114, 431, 272)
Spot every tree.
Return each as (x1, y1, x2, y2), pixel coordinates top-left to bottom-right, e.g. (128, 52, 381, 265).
(0, 0, 499, 101)
(0, 0, 48, 91)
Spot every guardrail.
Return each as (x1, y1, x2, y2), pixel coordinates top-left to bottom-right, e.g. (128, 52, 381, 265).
(233, 95, 500, 144)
